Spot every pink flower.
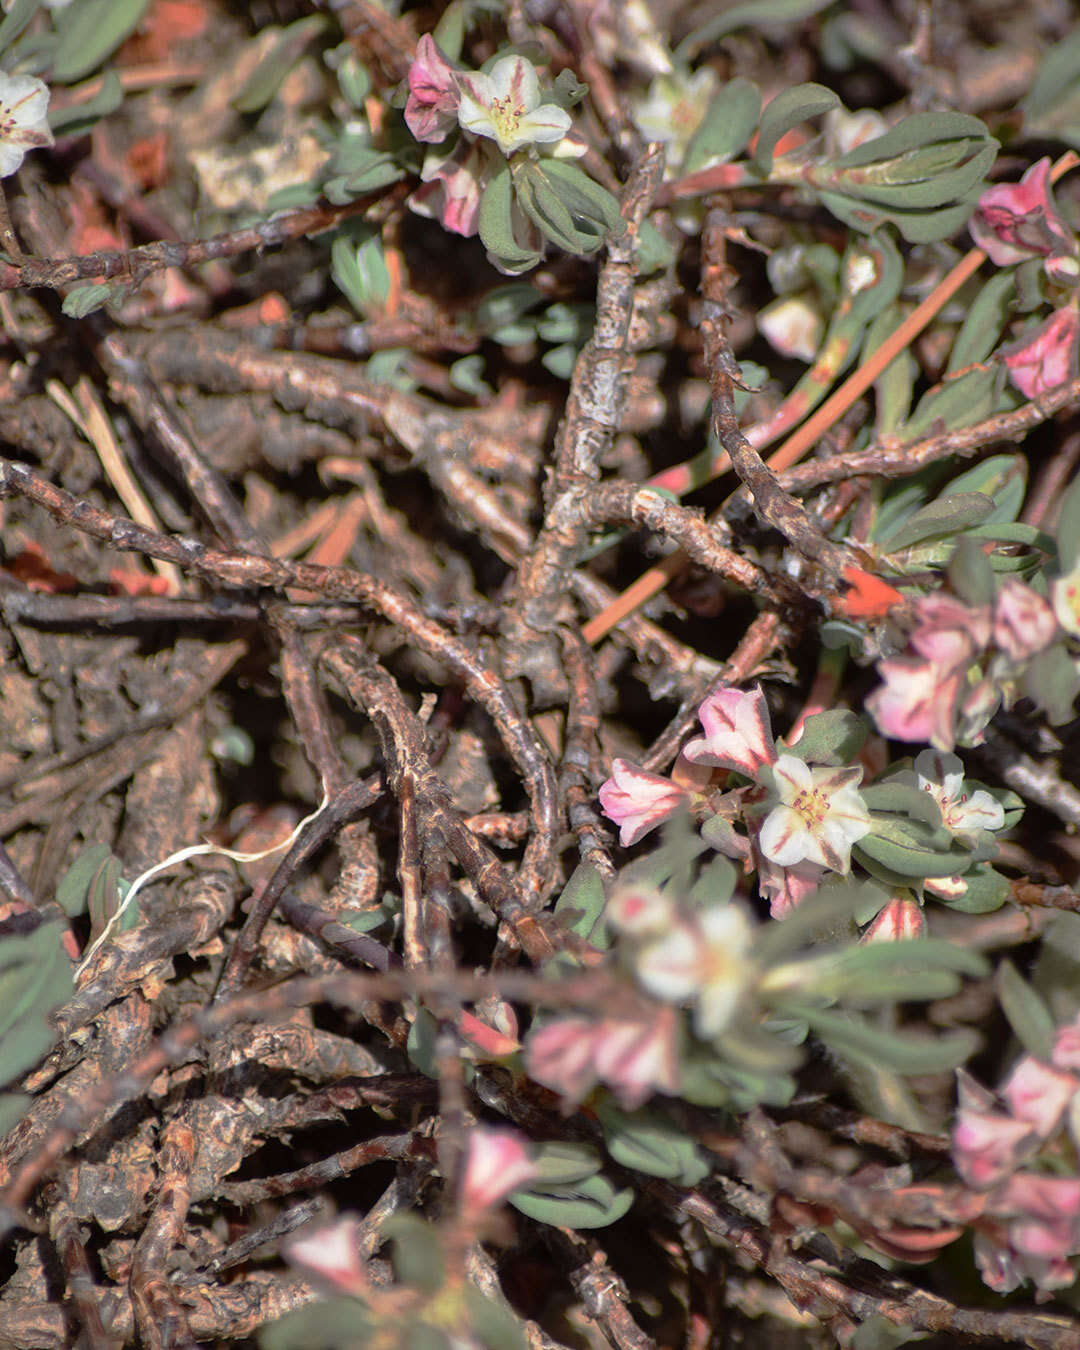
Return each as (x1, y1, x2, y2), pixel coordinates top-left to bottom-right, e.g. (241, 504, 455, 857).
(1003, 306, 1080, 398)
(524, 1011, 681, 1109)
(953, 1112, 1037, 1191)
(1002, 1056, 1079, 1139)
(409, 139, 491, 237)
(634, 904, 754, 1038)
(910, 749, 1005, 840)
(404, 34, 461, 143)
(993, 577, 1059, 661)
(682, 683, 777, 779)
(910, 593, 991, 672)
(284, 1217, 368, 1296)
(756, 850, 824, 919)
(598, 758, 688, 846)
(861, 895, 926, 942)
(866, 657, 963, 750)
(460, 1127, 537, 1216)
(605, 883, 675, 936)
(1053, 1015, 1080, 1071)
(970, 158, 1074, 268)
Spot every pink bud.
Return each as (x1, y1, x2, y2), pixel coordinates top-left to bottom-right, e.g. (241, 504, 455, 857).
(1053, 1014, 1080, 1071)
(605, 883, 675, 936)
(970, 158, 1075, 267)
(598, 759, 688, 846)
(993, 577, 1059, 661)
(1003, 306, 1080, 399)
(952, 1108, 1037, 1189)
(284, 1217, 368, 1296)
(1001, 1055, 1079, 1138)
(460, 1128, 537, 1217)
(682, 683, 777, 778)
(861, 895, 926, 942)
(910, 593, 991, 672)
(404, 34, 461, 143)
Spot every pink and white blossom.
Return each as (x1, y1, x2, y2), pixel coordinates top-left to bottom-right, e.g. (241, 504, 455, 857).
(0, 74, 52, 178)
(408, 140, 491, 236)
(605, 883, 676, 937)
(969, 158, 1075, 268)
(866, 656, 963, 750)
(910, 749, 1005, 840)
(909, 593, 992, 672)
(1002, 306, 1080, 399)
(757, 755, 871, 874)
(993, 577, 1059, 662)
(1052, 561, 1080, 637)
(598, 758, 688, 846)
(682, 683, 777, 779)
(457, 56, 572, 157)
(1002, 1056, 1080, 1139)
(460, 1127, 537, 1216)
(524, 1010, 681, 1108)
(756, 850, 824, 919)
(635, 903, 754, 1039)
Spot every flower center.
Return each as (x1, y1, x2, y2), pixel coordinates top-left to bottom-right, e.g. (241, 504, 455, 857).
(791, 786, 829, 827)
(490, 95, 525, 142)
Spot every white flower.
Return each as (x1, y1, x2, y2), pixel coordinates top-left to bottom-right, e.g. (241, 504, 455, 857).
(631, 66, 717, 166)
(0, 74, 53, 178)
(456, 56, 572, 157)
(912, 749, 1005, 839)
(758, 755, 871, 874)
(635, 903, 753, 1039)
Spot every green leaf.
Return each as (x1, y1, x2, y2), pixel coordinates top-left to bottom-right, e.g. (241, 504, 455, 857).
(947, 536, 995, 607)
(683, 78, 761, 174)
(462, 1287, 527, 1350)
(855, 824, 973, 881)
(56, 842, 112, 917)
(945, 454, 1026, 527)
(818, 190, 983, 244)
(0, 0, 40, 61)
(947, 271, 1018, 374)
(50, 69, 124, 136)
(323, 153, 404, 203)
(932, 865, 1010, 915)
(52, 0, 152, 83)
(448, 355, 492, 398)
(0, 921, 73, 1085)
(677, 0, 834, 62)
(755, 82, 840, 173)
(383, 1213, 445, 1294)
(231, 16, 328, 114)
(478, 161, 542, 273)
(997, 959, 1056, 1062)
(1022, 642, 1080, 725)
(331, 230, 391, 316)
(634, 219, 678, 275)
(0, 1093, 31, 1138)
(61, 283, 122, 318)
(687, 856, 737, 910)
(259, 1296, 373, 1350)
(1056, 471, 1080, 571)
(815, 938, 987, 1006)
(861, 783, 942, 828)
(527, 159, 625, 239)
(527, 1141, 602, 1186)
(879, 493, 995, 553)
(1023, 28, 1080, 144)
(474, 284, 542, 332)
(554, 862, 607, 946)
(596, 1101, 709, 1185)
(781, 709, 867, 766)
(509, 1170, 634, 1228)
(900, 365, 1005, 441)
(802, 1007, 978, 1074)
